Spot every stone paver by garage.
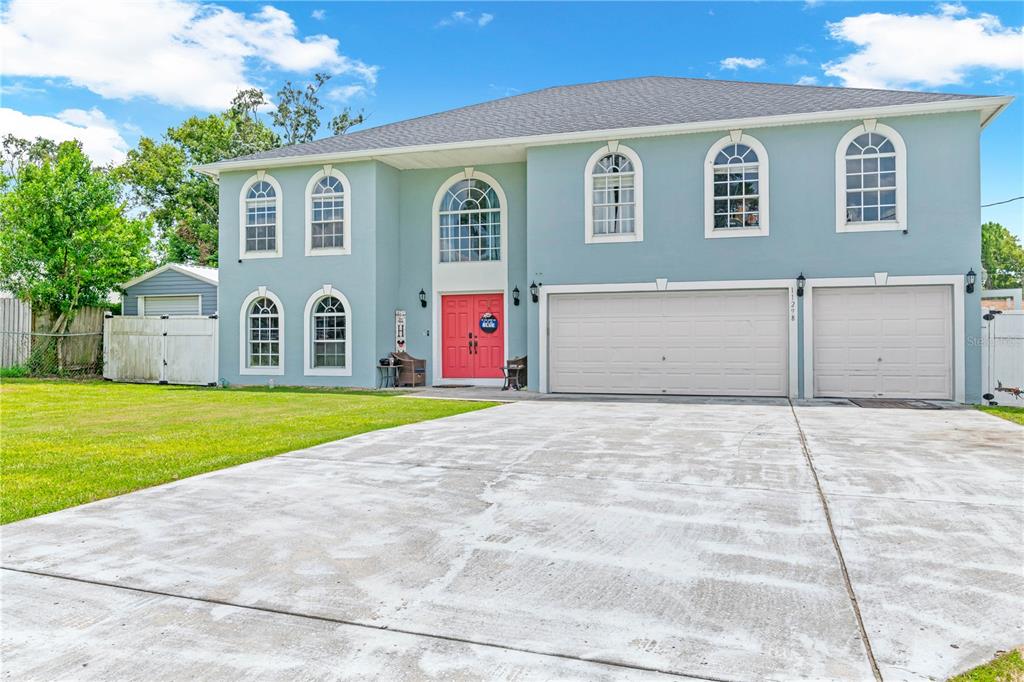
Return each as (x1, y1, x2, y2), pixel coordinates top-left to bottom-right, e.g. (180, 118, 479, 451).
(2, 400, 1021, 681)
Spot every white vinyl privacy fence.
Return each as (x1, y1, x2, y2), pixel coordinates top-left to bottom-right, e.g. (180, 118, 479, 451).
(104, 315, 218, 386)
(981, 309, 1024, 406)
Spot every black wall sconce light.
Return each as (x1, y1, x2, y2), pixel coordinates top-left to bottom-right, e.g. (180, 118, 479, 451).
(529, 281, 540, 303)
(512, 286, 520, 306)
(418, 289, 427, 308)
(796, 273, 806, 297)
(965, 269, 976, 294)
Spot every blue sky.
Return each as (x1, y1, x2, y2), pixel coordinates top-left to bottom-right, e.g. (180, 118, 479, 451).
(2, 0, 1022, 234)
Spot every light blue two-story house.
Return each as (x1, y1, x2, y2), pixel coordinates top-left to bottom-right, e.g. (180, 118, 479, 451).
(198, 77, 1011, 402)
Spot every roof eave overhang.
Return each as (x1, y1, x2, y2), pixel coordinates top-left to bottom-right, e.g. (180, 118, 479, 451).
(195, 95, 1014, 177)
(120, 263, 218, 289)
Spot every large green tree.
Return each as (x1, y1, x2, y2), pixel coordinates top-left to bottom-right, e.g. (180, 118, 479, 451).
(118, 74, 364, 265)
(116, 109, 279, 265)
(0, 141, 152, 330)
(981, 221, 1024, 289)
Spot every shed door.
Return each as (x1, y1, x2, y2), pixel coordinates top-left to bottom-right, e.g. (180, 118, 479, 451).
(140, 295, 201, 317)
(812, 285, 953, 399)
(548, 289, 789, 396)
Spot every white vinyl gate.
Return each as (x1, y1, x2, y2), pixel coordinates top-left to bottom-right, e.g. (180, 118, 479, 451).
(103, 315, 218, 385)
(982, 309, 1024, 406)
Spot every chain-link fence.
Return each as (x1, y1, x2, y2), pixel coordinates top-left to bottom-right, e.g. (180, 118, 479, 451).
(0, 331, 103, 378)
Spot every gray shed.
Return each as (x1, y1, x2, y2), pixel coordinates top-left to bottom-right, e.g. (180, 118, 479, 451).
(121, 264, 218, 317)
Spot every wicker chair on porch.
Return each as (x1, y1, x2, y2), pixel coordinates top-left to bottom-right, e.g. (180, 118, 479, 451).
(390, 351, 426, 387)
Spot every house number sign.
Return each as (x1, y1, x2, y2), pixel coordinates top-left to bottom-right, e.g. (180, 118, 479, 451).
(479, 312, 499, 334)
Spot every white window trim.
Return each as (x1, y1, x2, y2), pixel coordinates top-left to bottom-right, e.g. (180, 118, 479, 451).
(433, 169, 506, 265)
(835, 122, 907, 233)
(304, 166, 352, 257)
(703, 132, 770, 239)
(802, 274, 965, 402)
(239, 172, 284, 260)
(138, 294, 202, 317)
(302, 285, 353, 376)
(584, 142, 644, 244)
(537, 279, 798, 398)
(430, 168, 510, 387)
(239, 287, 284, 375)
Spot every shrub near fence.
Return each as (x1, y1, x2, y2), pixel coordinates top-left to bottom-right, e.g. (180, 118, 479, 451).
(0, 305, 105, 377)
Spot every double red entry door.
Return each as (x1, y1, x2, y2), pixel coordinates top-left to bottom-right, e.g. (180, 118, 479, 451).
(441, 293, 504, 378)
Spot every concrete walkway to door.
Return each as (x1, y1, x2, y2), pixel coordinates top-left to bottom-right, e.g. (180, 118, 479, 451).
(2, 399, 1022, 680)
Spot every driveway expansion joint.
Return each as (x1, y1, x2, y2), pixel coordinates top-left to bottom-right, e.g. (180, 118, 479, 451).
(1, 566, 744, 682)
(788, 400, 883, 682)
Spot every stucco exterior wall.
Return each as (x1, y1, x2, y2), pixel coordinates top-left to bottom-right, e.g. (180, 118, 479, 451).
(525, 111, 982, 399)
(216, 110, 983, 400)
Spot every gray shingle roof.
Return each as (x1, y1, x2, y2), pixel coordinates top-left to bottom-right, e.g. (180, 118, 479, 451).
(229, 76, 989, 164)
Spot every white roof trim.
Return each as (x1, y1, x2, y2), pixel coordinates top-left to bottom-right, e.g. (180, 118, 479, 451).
(121, 263, 219, 289)
(197, 96, 1012, 176)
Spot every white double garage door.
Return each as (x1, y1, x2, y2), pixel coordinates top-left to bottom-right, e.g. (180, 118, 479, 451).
(547, 285, 953, 399)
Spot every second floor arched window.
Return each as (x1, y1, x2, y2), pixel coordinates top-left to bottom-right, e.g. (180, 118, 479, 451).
(704, 134, 769, 238)
(585, 143, 643, 243)
(438, 178, 502, 263)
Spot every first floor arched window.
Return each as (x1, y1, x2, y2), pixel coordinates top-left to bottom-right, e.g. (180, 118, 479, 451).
(311, 296, 346, 368)
(303, 286, 353, 376)
(248, 297, 279, 367)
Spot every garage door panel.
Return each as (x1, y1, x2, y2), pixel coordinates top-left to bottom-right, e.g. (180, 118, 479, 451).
(813, 285, 952, 399)
(549, 290, 789, 396)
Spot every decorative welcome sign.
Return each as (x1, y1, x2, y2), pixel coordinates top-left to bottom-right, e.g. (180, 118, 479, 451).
(479, 312, 499, 334)
(395, 310, 407, 350)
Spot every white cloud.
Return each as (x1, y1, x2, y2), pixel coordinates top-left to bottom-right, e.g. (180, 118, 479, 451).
(0, 107, 129, 165)
(437, 10, 494, 28)
(824, 6, 1024, 89)
(0, 0, 378, 110)
(796, 76, 820, 85)
(311, 9, 326, 20)
(785, 54, 809, 66)
(720, 57, 766, 70)
(0, 81, 46, 97)
(327, 84, 367, 103)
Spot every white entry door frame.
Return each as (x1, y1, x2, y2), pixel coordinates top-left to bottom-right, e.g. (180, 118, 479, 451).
(802, 274, 965, 402)
(538, 278, 799, 397)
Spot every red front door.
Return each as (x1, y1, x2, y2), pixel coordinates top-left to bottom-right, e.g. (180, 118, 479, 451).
(442, 293, 504, 378)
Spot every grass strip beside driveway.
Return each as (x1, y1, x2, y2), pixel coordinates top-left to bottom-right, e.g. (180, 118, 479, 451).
(977, 405, 1024, 426)
(0, 379, 495, 524)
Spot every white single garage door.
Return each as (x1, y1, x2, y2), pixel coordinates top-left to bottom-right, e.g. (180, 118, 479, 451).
(812, 285, 953, 399)
(140, 295, 201, 317)
(548, 289, 789, 396)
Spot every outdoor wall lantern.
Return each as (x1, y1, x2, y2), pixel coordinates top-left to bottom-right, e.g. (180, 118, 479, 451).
(512, 286, 520, 306)
(796, 273, 806, 297)
(965, 269, 977, 294)
(418, 289, 427, 308)
(529, 281, 540, 303)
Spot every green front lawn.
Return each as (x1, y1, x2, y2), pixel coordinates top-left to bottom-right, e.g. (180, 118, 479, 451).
(0, 379, 495, 524)
(950, 647, 1024, 682)
(977, 405, 1024, 426)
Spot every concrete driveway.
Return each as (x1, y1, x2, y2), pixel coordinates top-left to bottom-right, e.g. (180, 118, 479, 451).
(2, 399, 1021, 681)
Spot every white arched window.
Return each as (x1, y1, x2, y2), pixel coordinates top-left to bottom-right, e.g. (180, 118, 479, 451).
(836, 122, 907, 233)
(704, 133, 769, 239)
(585, 143, 643, 243)
(438, 178, 502, 263)
(304, 167, 352, 256)
(303, 286, 352, 376)
(239, 289, 284, 375)
(239, 173, 283, 259)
